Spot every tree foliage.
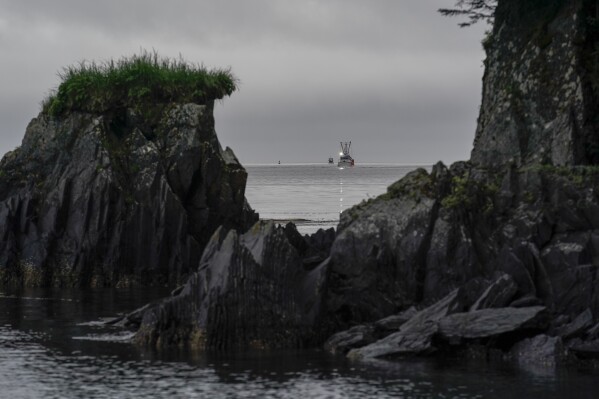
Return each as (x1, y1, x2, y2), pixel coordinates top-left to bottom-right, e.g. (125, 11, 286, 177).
(438, 0, 497, 27)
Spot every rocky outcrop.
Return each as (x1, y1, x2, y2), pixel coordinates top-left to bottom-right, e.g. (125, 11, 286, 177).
(322, 162, 599, 362)
(129, 0, 599, 369)
(0, 102, 256, 287)
(134, 221, 330, 349)
(325, 164, 449, 326)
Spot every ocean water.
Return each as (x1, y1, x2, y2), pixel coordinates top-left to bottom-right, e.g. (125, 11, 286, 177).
(2, 163, 599, 398)
(245, 163, 425, 234)
(2, 288, 599, 398)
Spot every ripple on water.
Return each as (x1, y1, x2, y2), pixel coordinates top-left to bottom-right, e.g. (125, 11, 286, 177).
(3, 288, 599, 398)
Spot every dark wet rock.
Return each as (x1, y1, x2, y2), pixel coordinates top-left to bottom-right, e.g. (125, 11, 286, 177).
(569, 339, 599, 359)
(302, 227, 336, 270)
(347, 289, 467, 360)
(105, 303, 152, 328)
(327, 162, 599, 359)
(0, 102, 257, 287)
(323, 325, 376, 355)
(437, 306, 549, 342)
(135, 221, 328, 349)
(470, 273, 518, 311)
(509, 335, 565, 366)
(587, 322, 599, 340)
(554, 308, 593, 340)
(326, 163, 450, 327)
(373, 307, 418, 334)
(510, 295, 543, 308)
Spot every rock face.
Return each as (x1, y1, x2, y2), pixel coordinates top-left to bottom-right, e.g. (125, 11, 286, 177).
(0, 102, 257, 287)
(326, 163, 599, 351)
(471, 0, 599, 168)
(130, 0, 599, 368)
(325, 164, 449, 325)
(135, 221, 329, 349)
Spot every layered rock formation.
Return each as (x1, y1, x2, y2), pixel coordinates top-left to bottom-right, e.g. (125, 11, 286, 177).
(0, 101, 256, 287)
(135, 221, 333, 349)
(472, 0, 599, 167)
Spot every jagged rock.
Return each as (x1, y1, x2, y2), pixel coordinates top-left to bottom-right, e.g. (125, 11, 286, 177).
(0, 102, 257, 287)
(509, 335, 565, 366)
(587, 322, 599, 340)
(569, 339, 599, 359)
(470, 273, 518, 311)
(373, 307, 418, 333)
(554, 308, 593, 339)
(323, 325, 376, 355)
(135, 221, 328, 349)
(510, 295, 543, 308)
(302, 227, 336, 270)
(105, 303, 152, 328)
(437, 306, 549, 342)
(326, 163, 450, 327)
(347, 289, 467, 360)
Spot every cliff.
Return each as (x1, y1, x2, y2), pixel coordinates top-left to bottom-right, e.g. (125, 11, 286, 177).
(131, 1, 599, 366)
(472, 0, 599, 167)
(0, 55, 257, 287)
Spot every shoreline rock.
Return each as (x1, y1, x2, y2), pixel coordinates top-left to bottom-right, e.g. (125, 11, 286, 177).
(0, 102, 257, 287)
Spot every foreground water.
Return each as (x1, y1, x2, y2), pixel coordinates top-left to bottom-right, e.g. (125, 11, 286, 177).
(2, 288, 599, 398)
(245, 163, 424, 234)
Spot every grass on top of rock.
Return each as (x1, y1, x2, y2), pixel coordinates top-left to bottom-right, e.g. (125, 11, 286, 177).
(42, 51, 237, 117)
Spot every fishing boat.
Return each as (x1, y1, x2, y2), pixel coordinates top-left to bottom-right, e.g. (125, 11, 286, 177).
(337, 141, 355, 167)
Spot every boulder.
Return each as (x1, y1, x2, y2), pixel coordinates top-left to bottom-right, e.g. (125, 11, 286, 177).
(554, 308, 594, 340)
(510, 295, 543, 308)
(569, 339, 599, 359)
(437, 306, 549, 342)
(373, 307, 418, 334)
(509, 335, 565, 366)
(470, 273, 518, 311)
(323, 325, 376, 355)
(347, 289, 465, 360)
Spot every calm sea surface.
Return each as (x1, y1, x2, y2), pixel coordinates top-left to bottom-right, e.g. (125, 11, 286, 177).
(2, 164, 599, 398)
(245, 163, 425, 234)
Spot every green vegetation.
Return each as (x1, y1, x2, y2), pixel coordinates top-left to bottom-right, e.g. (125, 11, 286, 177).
(42, 51, 237, 117)
(441, 173, 498, 215)
(441, 175, 471, 209)
(383, 168, 435, 201)
(522, 164, 599, 186)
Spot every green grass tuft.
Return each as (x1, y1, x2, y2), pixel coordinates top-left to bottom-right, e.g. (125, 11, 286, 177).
(43, 50, 238, 117)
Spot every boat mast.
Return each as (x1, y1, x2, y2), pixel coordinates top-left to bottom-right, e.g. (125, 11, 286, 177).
(340, 141, 351, 156)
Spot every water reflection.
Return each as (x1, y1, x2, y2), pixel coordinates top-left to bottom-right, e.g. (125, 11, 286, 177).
(2, 283, 599, 398)
(339, 172, 344, 215)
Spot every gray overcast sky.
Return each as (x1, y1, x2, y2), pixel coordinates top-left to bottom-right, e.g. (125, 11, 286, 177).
(0, 0, 487, 164)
